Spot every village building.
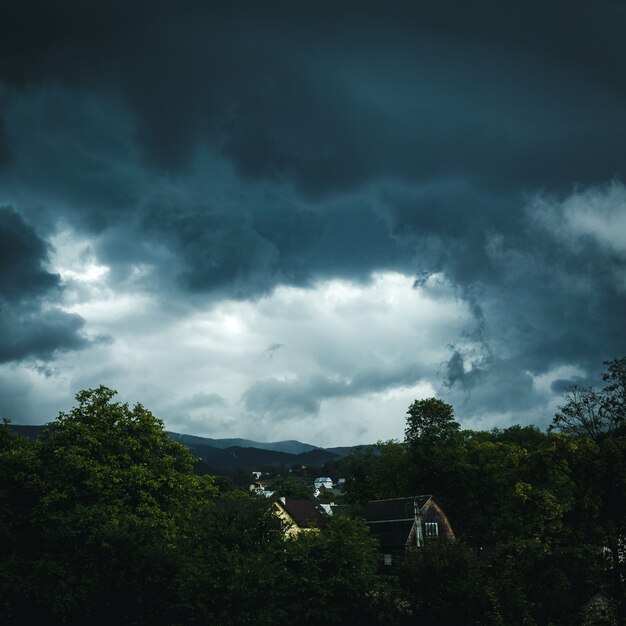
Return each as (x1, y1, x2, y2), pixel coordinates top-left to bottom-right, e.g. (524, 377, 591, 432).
(272, 497, 327, 537)
(248, 480, 275, 498)
(313, 476, 333, 490)
(360, 495, 455, 567)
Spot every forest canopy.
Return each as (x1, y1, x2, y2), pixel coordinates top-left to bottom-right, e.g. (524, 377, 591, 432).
(1, 359, 625, 625)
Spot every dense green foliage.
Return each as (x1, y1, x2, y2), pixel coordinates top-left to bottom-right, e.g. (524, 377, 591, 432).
(1, 359, 625, 625)
(270, 475, 315, 499)
(0, 387, 218, 625)
(333, 358, 626, 624)
(0, 387, 389, 626)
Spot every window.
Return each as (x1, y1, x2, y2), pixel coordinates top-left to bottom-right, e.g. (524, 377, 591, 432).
(383, 553, 393, 566)
(425, 522, 439, 537)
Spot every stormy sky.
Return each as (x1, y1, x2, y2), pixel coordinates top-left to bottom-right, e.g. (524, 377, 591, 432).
(1, 0, 625, 445)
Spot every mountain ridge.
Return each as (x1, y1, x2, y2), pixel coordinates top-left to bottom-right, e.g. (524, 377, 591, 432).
(8, 424, 355, 472)
(167, 432, 321, 455)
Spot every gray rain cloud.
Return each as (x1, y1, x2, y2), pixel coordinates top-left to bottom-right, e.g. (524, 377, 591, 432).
(0, 0, 625, 442)
(0, 207, 86, 362)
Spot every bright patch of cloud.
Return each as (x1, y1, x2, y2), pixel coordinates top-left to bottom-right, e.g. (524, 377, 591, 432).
(532, 181, 626, 257)
(2, 270, 479, 446)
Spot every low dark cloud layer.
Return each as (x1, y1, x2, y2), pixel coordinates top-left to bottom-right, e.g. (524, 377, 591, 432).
(0, 1, 625, 437)
(243, 360, 429, 421)
(0, 207, 57, 301)
(3, 1, 624, 194)
(0, 208, 86, 362)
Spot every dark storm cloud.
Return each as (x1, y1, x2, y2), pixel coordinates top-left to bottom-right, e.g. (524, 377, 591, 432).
(0, 115, 11, 169)
(444, 350, 483, 391)
(437, 188, 626, 421)
(550, 377, 590, 395)
(243, 362, 428, 420)
(0, 207, 86, 362)
(0, 307, 85, 364)
(1, 1, 625, 193)
(446, 357, 541, 427)
(242, 376, 330, 419)
(0, 207, 57, 300)
(132, 190, 401, 297)
(0, 0, 625, 424)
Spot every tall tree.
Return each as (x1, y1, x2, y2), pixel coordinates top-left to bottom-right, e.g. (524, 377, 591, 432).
(600, 356, 626, 430)
(404, 398, 460, 445)
(1, 386, 217, 626)
(549, 358, 626, 615)
(341, 441, 411, 503)
(404, 398, 464, 509)
(0, 420, 42, 625)
(550, 357, 626, 440)
(280, 516, 393, 625)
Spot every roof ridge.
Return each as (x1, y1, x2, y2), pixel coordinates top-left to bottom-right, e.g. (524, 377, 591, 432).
(366, 494, 432, 503)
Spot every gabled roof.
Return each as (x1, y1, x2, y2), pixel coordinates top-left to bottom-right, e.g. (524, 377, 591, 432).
(359, 496, 450, 551)
(329, 504, 351, 517)
(276, 498, 326, 529)
(367, 520, 415, 550)
(314, 476, 333, 483)
(360, 495, 432, 522)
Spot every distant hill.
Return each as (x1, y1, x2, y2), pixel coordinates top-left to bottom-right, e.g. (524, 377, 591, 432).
(167, 432, 319, 455)
(187, 444, 340, 473)
(325, 446, 357, 457)
(9, 425, 44, 440)
(8, 424, 354, 472)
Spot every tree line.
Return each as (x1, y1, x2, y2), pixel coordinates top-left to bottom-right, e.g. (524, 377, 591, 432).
(1, 358, 624, 625)
(334, 358, 626, 624)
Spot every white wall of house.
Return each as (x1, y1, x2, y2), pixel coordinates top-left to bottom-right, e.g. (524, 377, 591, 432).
(314, 477, 333, 489)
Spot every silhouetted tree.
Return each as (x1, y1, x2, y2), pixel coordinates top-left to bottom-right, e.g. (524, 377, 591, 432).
(550, 357, 626, 440)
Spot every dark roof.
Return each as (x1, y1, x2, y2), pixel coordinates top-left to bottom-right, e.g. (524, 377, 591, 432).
(329, 504, 351, 517)
(359, 496, 438, 551)
(360, 496, 432, 522)
(279, 499, 326, 529)
(368, 520, 415, 550)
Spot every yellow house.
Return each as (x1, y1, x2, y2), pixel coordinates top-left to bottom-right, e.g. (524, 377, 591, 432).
(272, 497, 326, 537)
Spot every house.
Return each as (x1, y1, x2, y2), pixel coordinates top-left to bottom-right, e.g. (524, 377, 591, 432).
(313, 484, 330, 498)
(360, 495, 455, 567)
(249, 480, 275, 498)
(318, 502, 351, 517)
(272, 497, 327, 537)
(314, 485, 343, 499)
(329, 503, 351, 517)
(313, 476, 333, 490)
